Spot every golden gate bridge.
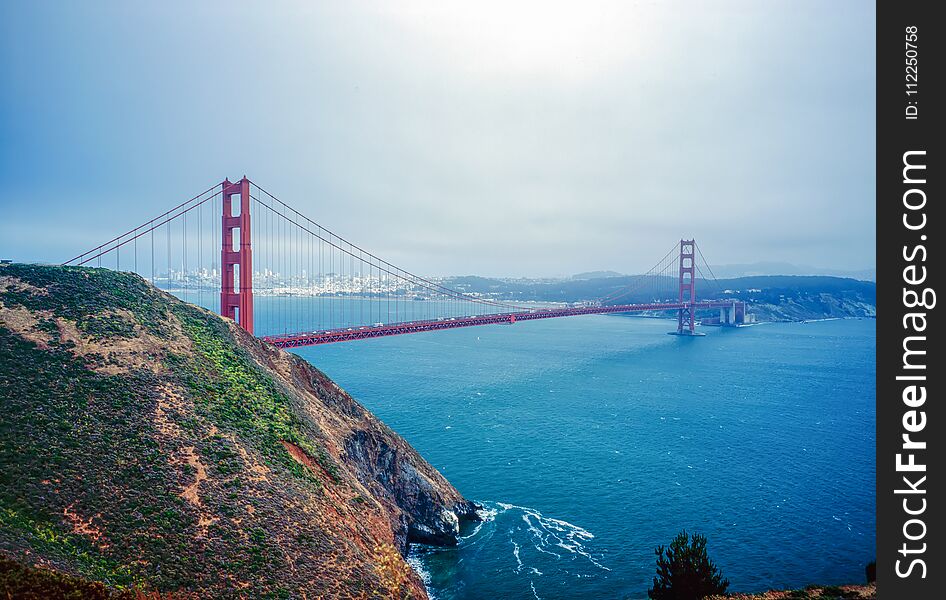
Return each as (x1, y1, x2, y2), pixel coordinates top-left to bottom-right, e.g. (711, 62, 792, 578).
(64, 177, 746, 347)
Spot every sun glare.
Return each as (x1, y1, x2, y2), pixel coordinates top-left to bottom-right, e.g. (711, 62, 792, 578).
(383, 0, 648, 80)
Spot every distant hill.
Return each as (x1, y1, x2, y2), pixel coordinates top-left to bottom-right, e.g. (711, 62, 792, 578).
(0, 264, 478, 598)
(571, 270, 623, 280)
(708, 261, 875, 282)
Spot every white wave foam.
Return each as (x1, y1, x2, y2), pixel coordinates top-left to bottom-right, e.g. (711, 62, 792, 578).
(512, 539, 523, 572)
(477, 505, 499, 521)
(482, 500, 610, 574)
(406, 549, 436, 600)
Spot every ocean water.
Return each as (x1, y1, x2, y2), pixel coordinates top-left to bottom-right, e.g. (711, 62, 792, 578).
(279, 310, 875, 599)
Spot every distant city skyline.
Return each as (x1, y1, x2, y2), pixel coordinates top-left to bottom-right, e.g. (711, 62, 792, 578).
(0, 1, 875, 278)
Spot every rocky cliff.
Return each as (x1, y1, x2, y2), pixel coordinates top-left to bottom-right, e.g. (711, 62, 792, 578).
(739, 295, 876, 322)
(0, 263, 478, 598)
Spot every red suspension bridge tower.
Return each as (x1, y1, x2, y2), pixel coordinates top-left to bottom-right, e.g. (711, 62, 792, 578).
(676, 238, 697, 335)
(220, 177, 254, 334)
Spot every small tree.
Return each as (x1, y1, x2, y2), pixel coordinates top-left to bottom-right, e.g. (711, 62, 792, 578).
(648, 530, 729, 600)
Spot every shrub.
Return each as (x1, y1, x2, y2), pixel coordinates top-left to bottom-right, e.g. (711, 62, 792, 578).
(0, 555, 106, 599)
(648, 530, 729, 600)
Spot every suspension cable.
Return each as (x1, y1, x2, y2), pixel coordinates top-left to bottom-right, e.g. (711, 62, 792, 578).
(249, 191, 532, 311)
(249, 181, 533, 311)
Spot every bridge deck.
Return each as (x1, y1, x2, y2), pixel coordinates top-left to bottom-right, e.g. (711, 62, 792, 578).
(261, 300, 741, 348)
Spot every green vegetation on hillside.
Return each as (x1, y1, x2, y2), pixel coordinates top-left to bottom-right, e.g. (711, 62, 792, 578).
(169, 307, 340, 483)
(0, 555, 150, 600)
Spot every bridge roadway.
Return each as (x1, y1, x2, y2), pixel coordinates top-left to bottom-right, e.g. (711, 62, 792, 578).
(261, 300, 743, 348)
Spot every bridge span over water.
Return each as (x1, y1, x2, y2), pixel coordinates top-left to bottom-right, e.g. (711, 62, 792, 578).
(65, 177, 747, 347)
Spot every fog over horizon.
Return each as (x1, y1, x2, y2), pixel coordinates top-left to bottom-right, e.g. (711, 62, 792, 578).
(1, 1, 875, 278)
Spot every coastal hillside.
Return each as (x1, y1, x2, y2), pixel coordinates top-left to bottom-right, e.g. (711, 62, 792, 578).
(0, 264, 478, 598)
(442, 274, 876, 322)
(704, 276, 876, 322)
(710, 583, 875, 599)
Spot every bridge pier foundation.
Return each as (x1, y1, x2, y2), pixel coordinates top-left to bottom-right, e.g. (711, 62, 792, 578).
(720, 304, 734, 326)
(718, 302, 746, 327)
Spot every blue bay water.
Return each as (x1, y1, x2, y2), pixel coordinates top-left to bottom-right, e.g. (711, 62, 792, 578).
(253, 302, 875, 599)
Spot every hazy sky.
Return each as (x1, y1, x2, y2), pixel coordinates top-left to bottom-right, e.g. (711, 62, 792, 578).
(1, 1, 875, 277)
